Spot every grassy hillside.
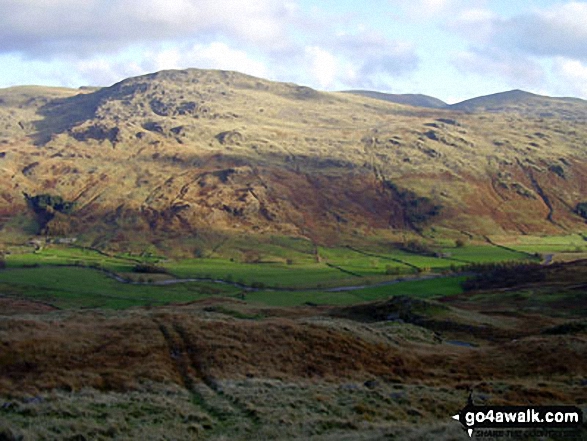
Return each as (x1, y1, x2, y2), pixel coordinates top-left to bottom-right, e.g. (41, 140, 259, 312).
(342, 90, 448, 108)
(448, 89, 587, 117)
(2, 69, 587, 255)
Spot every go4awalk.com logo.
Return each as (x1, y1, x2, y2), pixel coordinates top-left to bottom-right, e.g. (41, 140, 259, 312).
(451, 397, 583, 438)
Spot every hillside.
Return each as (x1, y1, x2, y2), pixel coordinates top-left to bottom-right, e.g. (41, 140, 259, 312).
(342, 90, 448, 109)
(448, 89, 587, 119)
(2, 69, 587, 254)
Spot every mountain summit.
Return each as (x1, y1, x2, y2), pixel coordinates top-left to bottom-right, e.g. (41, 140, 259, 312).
(448, 89, 587, 117)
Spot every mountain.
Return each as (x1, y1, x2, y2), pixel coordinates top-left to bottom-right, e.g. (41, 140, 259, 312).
(449, 89, 587, 119)
(450, 89, 539, 112)
(343, 90, 447, 109)
(2, 69, 587, 254)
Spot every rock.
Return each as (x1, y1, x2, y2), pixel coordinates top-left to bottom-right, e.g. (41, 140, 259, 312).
(70, 124, 119, 144)
(215, 130, 243, 145)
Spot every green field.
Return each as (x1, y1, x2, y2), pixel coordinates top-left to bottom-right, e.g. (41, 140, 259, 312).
(0, 237, 566, 310)
(5, 246, 138, 272)
(162, 258, 359, 289)
(0, 265, 468, 310)
(438, 245, 532, 263)
(496, 234, 587, 254)
(0, 266, 239, 309)
(246, 275, 468, 307)
(317, 244, 533, 275)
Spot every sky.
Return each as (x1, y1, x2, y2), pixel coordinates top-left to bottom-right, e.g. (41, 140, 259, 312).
(1, 0, 587, 103)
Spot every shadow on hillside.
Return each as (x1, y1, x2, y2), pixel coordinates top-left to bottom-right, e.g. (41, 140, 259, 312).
(30, 79, 154, 145)
(31, 90, 106, 145)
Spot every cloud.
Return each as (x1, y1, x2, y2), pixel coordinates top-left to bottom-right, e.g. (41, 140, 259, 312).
(0, 0, 295, 57)
(75, 58, 145, 87)
(450, 2, 587, 61)
(397, 0, 488, 20)
(446, 7, 497, 43)
(452, 48, 544, 88)
(0, 0, 418, 92)
(304, 47, 338, 89)
(73, 42, 270, 86)
(262, 29, 419, 91)
(497, 2, 587, 60)
(446, 2, 587, 97)
(421, 0, 457, 14)
(332, 31, 418, 88)
(147, 43, 269, 77)
(553, 57, 587, 98)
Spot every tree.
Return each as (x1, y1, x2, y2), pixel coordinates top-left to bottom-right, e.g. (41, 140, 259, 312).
(24, 193, 76, 233)
(576, 202, 587, 220)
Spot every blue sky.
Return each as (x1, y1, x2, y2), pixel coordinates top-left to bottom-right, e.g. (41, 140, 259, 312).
(1, 0, 587, 103)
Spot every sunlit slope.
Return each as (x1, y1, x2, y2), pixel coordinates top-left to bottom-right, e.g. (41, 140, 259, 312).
(2, 69, 587, 250)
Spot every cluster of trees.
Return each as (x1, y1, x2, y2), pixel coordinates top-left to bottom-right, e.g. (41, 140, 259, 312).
(575, 202, 587, 220)
(25, 193, 75, 215)
(461, 261, 545, 291)
(400, 239, 436, 255)
(24, 193, 76, 233)
(132, 263, 169, 274)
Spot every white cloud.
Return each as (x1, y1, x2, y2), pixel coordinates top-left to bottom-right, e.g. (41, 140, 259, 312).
(446, 2, 587, 98)
(72, 42, 270, 87)
(149, 49, 183, 72)
(271, 29, 419, 91)
(420, 0, 459, 15)
(449, 2, 587, 61)
(0, 0, 295, 56)
(553, 57, 587, 98)
(174, 42, 269, 78)
(0, 0, 420, 93)
(304, 47, 338, 89)
(75, 58, 145, 86)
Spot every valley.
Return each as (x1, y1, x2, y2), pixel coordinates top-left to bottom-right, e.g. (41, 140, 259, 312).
(0, 251, 585, 439)
(0, 69, 586, 439)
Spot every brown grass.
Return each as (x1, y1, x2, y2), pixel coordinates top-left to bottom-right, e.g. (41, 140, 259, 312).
(0, 300, 584, 397)
(0, 292, 585, 439)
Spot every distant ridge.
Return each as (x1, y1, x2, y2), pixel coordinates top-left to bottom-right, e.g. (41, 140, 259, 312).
(448, 89, 587, 113)
(345, 88, 587, 114)
(342, 90, 448, 109)
(449, 89, 542, 112)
